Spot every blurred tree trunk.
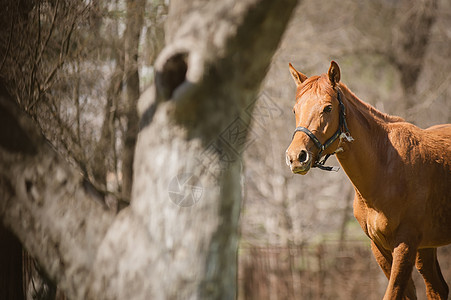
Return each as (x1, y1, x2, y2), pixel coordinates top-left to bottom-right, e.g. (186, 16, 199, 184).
(1, 2, 36, 300)
(88, 0, 298, 298)
(338, 186, 354, 250)
(0, 224, 24, 300)
(91, 65, 121, 192)
(0, 0, 299, 298)
(91, 53, 123, 196)
(392, 0, 438, 110)
(121, 0, 145, 201)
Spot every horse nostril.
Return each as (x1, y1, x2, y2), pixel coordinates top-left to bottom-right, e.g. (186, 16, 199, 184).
(298, 150, 308, 163)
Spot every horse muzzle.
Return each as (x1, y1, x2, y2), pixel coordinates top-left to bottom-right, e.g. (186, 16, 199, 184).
(286, 149, 312, 175)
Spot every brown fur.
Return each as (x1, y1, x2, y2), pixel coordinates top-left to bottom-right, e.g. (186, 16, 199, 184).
(286, 61, 451, 299)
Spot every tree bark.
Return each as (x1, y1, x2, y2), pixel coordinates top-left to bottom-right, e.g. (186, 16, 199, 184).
(0, 0, 298, 298)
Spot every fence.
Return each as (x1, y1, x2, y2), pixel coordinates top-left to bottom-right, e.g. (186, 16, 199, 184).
(238, 241, 451, 300)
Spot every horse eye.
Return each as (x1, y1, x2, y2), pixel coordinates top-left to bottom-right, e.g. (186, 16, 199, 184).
(323, 105, 333, 113)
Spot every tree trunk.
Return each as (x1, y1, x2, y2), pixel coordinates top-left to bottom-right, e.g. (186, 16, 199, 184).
(91, 57, 123, 195)
(392, 0, 438, 109)
(0, 0, 299, 298)
(121, 0, 145, 201)
(0, 224, 24, 300)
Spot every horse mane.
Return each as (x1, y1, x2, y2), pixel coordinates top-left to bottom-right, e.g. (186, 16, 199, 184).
(297, 74, 405, 129)
(337, 82, 405, 124)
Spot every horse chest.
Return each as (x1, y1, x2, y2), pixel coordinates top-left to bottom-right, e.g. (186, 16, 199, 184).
(366, 213, 394, 249)
(354, 196, 397, 250)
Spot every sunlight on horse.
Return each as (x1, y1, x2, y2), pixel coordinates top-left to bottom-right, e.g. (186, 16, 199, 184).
(286, 61, 451, 300)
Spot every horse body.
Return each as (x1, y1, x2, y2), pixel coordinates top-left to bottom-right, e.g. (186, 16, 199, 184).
(286, 61, 451, 299)
(336, 87, 451, 249)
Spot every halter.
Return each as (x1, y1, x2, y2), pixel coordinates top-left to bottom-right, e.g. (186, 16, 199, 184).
(291, 89, 351, 171)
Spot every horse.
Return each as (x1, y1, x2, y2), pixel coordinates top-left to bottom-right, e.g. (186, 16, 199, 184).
(285, 61, 451, 300)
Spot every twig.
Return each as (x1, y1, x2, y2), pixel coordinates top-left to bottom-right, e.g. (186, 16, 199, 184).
(0, 18, 14, 73)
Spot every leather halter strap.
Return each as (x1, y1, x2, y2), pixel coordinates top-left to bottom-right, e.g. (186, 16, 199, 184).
(291, 89, 350, 171)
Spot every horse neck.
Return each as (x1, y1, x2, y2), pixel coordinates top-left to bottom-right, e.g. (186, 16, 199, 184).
(336, 85, 398, 198)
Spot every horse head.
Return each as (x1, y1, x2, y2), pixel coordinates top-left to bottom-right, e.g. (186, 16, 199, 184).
(286, 61, 348, 174)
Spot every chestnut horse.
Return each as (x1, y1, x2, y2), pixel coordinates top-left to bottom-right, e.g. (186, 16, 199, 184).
(286, 61, 451, 299)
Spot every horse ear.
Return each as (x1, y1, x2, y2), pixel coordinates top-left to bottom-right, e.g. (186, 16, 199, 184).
(289, 63, 308, 86)
(328, 61, 340, 87)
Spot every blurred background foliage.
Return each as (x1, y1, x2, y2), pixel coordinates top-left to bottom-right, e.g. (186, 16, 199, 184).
(0, 0, 450, 299)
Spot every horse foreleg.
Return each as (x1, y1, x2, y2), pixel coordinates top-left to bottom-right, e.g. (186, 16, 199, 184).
(416, 248, 449, 299)
(371, 241, 417, 299)
(384, 241, 418, 300)
(371, 241, 392, 279)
